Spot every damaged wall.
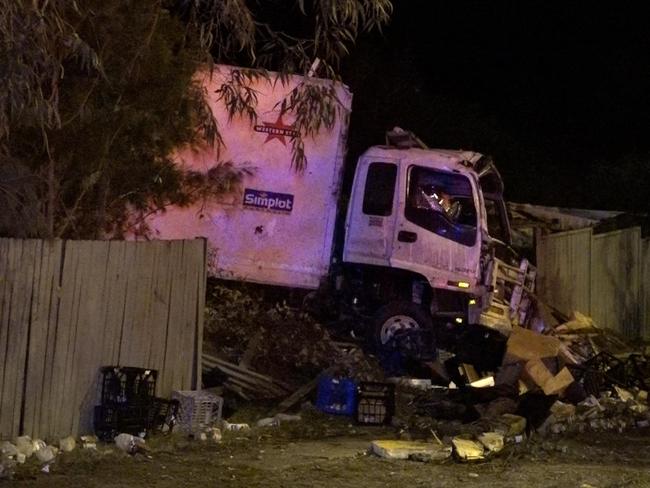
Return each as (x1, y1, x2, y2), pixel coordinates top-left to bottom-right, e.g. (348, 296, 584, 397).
(0, 238, 206, 440)
(537, 226, 647, 339)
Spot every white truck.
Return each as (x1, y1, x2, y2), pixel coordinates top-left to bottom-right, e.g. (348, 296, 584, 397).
(143, 65, 536, 356)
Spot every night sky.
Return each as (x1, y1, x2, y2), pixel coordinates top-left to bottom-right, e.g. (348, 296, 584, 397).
(341, 1, 650, 213)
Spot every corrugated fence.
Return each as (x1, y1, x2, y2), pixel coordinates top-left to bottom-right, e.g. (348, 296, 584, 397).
(0, 238, 206, 440)
(537, 227, 647, 339)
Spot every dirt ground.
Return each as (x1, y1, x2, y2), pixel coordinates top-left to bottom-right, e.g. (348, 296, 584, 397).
(5, 410, 650, 488)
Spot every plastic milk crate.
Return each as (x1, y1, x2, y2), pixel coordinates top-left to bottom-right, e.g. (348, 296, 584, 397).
(93, 404, 150, 441)
(171, 390, 223, 435)
(355, 382, 395, 425)
(315, 376, 357, 416)
(99, 366, 157, 406)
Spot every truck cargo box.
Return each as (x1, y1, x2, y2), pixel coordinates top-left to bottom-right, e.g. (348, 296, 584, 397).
(143, 66, 352, 289)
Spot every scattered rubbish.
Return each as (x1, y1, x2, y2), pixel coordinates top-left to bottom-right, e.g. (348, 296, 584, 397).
(15, 453, 26, 464)
(274, 413, 302, 423)
(614, 386, 634, 402)
(550, 401, 576, 420)
(494, 414, 527, 437)
(80, 435, 98, 450)
(256, 417, 280, 428)
(35, 446, 57, 464)
(452, 437, 485, 461)
(114, 433, 147, 455)
(0, 442, 18, 458)
(222, 421, 250, 431)
(15, 436, 33, 458)
(41, 464, 50, 474)
(387, 377, 432, 390)
(31, 439, 47, 453)
(478, 432, 504, 453)
(207, 427, 223, 442)
(59, 436, 76, 452)
(370, 440, 452, 462)
(469, 376, 495, 388)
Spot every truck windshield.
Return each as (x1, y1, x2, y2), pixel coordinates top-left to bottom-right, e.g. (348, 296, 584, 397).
(405, 166, 477, 246)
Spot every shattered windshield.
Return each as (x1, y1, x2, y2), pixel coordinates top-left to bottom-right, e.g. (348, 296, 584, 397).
(405, 166, 477, 246)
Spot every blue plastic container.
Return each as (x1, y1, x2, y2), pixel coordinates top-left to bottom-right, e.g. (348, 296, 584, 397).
(315, 376, 357, 416)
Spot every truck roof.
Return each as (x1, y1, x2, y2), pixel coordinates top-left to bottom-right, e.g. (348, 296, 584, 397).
(361, 145, 485, 173)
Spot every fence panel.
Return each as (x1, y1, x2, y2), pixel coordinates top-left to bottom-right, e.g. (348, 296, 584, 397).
(642, 239, 650, 340)
(590, 228, 642, 338)
(0, 238, 205, 440)
(536, 227, 592, 317)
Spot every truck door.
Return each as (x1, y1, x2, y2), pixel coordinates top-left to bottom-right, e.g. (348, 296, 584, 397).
(390, 164, 482, 290)
(343, 159, 399, 266)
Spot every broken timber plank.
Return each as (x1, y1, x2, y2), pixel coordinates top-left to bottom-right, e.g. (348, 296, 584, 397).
(275, 367, 335, 413)
(225, 376, 283, 399)
(203, 353, 292, 391)
(223, 381, 252, 401)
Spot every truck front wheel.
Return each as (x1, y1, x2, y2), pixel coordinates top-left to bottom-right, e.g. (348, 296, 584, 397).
(372, 301, 435, 359)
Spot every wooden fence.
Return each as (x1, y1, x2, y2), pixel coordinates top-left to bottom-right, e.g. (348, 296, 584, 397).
(537, 227, 647, 339)
(0, 238, 206, 440)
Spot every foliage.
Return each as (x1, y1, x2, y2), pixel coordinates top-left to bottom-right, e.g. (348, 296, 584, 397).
(0, 0, 393, 238)
(0, 0, 99, 140)
(0, 158, 42, 237)
(204, 283, 335, 381)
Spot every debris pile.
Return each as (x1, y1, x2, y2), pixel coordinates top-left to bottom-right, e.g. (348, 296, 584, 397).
(539, 391, 650, 435)
(0, 435, 66, 478)
(200, 283, 648, 465)
(372, 308, 650, 463)
(203, 284, 383, 401)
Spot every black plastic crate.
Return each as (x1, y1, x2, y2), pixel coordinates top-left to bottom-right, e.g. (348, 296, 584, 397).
(355, 382, 395, 425)
(147, 397, 180, 433)
(94, 404, 150, 441)
(100, 366, 157, 406)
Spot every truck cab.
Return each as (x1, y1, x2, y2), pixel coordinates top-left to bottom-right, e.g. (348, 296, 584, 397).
(340, 129, 534, 355)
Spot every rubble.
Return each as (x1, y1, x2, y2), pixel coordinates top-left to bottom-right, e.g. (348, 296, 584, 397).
(80, 435, 98, 450)
(493, 413, 527, 437)
(477, 432, 504, 453)
(203, 285, 384, 401)
(198, 283, 649, 467)
(0, 441, 18, 458)
(208, 427, 223, 442)
(256, 417, 280, 428)
(114, 433, 147, 455)
(15, 436, 34, 458)
(451, 437, 484, 461)
(537, 391, 650, 435)
(35, 445, 57, 464)
(222, 421, 250, 431)
(59, 436, 76, 452)
(370, 440, 451, 461)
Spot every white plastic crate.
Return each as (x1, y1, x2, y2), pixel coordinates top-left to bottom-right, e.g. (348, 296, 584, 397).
(171, 390, 223, 435)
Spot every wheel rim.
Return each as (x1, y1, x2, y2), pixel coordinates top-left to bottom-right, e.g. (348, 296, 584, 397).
(379, 314, 421, 345)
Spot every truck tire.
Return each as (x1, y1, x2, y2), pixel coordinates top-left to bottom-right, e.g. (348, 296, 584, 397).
(372, 301, 434, 357)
